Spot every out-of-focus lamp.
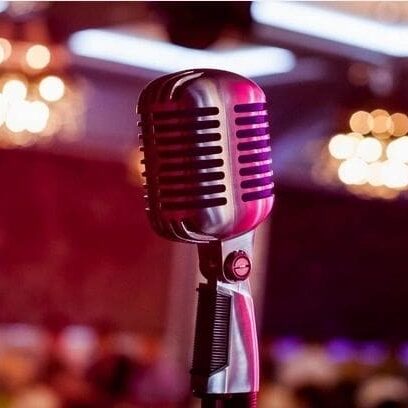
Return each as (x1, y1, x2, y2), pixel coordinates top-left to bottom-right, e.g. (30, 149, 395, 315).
(320, 109, 408, 199)
(0, 39, 81, 148)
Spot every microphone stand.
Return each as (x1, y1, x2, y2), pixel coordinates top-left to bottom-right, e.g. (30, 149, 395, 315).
(192, 234, 259, 408)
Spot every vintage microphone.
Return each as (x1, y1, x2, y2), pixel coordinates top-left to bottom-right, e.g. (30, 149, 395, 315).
(137, 69, 274, 407)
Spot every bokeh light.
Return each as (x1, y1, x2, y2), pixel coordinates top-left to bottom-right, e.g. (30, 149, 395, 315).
(0, 38, 11, 63)
(5, 101, 27, 133)
(0, 94, 8, 126)
(25, 44, 51, 70)
(39, 76, 65, 102)
(3, 79, 27, 101)
(371, 109, 389, 118)
(326, 109, 408, 197)
(381, 160, 408, 189)
(386, 137, 408, 163)
(0, 38, 80, 148)
(367, 162, 384, 187)
(328, 133, 361, 160)
(338, 158, 368, 185)
(25, 101, 50, 133)
(356, 136, 382, 162)
(372, 109, 393, 137)
(390, 113, 408, 137)
(349, 111, 373, 135)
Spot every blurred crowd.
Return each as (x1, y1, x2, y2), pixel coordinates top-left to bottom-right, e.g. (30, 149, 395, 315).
(259, 338, 408, 408)
(0, 323, 189, 408)
(1, 324, 408, 408)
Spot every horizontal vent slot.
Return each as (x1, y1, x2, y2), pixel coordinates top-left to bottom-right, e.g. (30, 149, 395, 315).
(242, 188, 273, 202)
(160, 159, 224, 172)
(162, 197, 227, 210)
(152, 107, 219, 120)
(237, 126, 269, 139)
(158, 146, 222, 159)
(241, 176, 273, 189)
(160, 184, 226, 198)
(154, 120, 220, 132)
(155, 132, 221, 146)
(239, 163, 272, 176)
(238, 151, 271, 164)
(237, 139, 270, 151)
(235, 115, 268, 126)
(234, 103, 267, 113)
(159, 172, 225, 184)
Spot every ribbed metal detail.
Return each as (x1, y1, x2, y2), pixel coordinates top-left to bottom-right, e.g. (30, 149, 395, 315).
(235, 115, 268, 126)
(152, 106, 219, 120)
(234, 103, 273, 203)
(192, 286, 231, 376)
(162, 197, 227, 210)
(139, 106, 227, 211)
(155, 133, 221, 146)
(234, 102, 267, 112)
(155, 119, 220, 132)
(237, 126, 269, 139)
(238, 139, 270, 151)
(239, 163, 272, 176)
(158, 146, 222, 159)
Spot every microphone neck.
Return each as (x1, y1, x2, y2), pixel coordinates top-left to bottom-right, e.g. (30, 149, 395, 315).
(197, 232, 255, 284)
(192, 232, 260, 397)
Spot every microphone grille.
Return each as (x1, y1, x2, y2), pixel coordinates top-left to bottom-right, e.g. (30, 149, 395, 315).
(139, 106, 228, 212)
(234, 102, 273, 202)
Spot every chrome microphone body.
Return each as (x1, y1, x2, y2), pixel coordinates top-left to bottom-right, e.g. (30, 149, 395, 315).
(137, 69, 274, 406)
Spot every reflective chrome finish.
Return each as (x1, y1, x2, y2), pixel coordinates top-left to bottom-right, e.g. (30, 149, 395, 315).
(192, 233, 259, 396)
(205, 280, 258, 394)
(137, 69, 274, 243)
(137, 69, 274, 403)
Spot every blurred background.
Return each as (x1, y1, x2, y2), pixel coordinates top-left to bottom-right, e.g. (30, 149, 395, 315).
(0, 1, 408, 407)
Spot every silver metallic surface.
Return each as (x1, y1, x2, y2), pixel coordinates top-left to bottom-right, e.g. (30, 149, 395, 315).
(137, 69, 274, 400)
(193, 233, 259, 395)
(206, 280, 259, 394)
(138, 69, 274, 243)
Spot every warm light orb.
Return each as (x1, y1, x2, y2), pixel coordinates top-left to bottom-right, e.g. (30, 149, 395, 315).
(0, 47, 5, 65)
(3, 79, 27, 101)
(371, 109, 390, 118)
(372, 114, 393, 135)
(25, 101, 50, 133)
(381, 160, 408, 189)
(367, 162, 384, 187)
(338, 158, 368, 185)
(386, 136, 408, 163)
(5, 101, 27, 133)
(39, 76, 65, 102)
(26, 44, 51, 70)
(0, 38, 12, 63)
(390, 113, 408, 137)
(0, 94, 8, 126)
(349, 111, 373, 135)
(356, 137, 382, 163)
(328, 133, 361, 160)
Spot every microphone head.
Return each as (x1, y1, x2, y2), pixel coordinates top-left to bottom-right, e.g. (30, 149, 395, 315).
(137, 69, 274, 243)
